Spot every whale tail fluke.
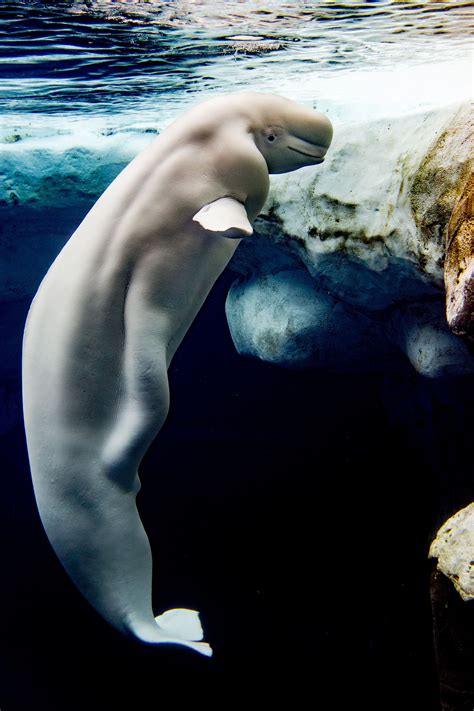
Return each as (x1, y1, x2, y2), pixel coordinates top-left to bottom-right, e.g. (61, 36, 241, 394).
(154, 608, 213, 657)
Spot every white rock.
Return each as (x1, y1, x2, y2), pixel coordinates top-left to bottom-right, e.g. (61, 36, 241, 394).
(429, 503, 474, 602)
(226, 101, 474, 376)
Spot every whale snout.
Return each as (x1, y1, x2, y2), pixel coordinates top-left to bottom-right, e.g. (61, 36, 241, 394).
(252, 94, 334, 173)
(288, 110, 333, 165)
(313, 111, 334, 150)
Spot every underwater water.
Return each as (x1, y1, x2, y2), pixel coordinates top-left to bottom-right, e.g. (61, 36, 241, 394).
(1, 2, 473, 710)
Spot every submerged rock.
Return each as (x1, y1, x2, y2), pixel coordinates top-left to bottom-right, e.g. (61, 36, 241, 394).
(226, 101, 473, 376)
(429, 503, 474, 602)
(445, 173, 473, 345)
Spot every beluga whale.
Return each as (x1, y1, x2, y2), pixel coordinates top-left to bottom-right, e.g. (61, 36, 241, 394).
(22, 92, 333, 656)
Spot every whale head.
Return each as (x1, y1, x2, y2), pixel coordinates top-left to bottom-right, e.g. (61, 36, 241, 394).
(247, 93, 333, 174)
(172, 92, 332, 176)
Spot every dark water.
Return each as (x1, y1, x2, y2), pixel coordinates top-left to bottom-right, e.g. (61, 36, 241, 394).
(1, 2, 473, 710)
(2, 274, 474, 710)
(2, 272, 473, 709)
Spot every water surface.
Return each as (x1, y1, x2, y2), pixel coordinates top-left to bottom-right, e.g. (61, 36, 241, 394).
(1, 1, 472, 135)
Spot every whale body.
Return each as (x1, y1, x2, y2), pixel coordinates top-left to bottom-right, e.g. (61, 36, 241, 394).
(22, 92, 333, 655)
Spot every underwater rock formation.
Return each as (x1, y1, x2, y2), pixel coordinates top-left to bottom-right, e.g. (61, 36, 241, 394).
(429, 503, 474, 602)
(226, 101, 473, 376)
(444, 173, 473, 345)
(430, 503, 474, 709)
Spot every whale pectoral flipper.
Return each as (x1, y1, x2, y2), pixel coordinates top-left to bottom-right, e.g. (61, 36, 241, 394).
(192, 196, 253, 238)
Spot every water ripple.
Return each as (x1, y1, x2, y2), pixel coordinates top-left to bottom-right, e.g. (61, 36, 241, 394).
(0, 1, 472, 115)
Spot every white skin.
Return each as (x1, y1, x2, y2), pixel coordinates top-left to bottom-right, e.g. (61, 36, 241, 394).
(22, 92, 333, 655)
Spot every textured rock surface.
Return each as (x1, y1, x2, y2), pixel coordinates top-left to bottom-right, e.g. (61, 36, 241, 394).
(0, 132, 148, 209)
(429, 503, 474, 602)
(226, 101, 474, 376)
(445, 173, 474, 344)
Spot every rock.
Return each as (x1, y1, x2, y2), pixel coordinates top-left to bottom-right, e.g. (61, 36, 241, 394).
(430, 567, 474, 710)
(226, 265, 397, 371)
(0, 137, 140, 208)
(388, 300, 474, 378)
(226, 102, 474, 376)
(429, 503, 474, 602)
(444, 173, 474, 345)
(430, 504, 474, 708)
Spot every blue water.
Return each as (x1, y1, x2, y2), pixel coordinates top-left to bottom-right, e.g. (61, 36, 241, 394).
(1, 0, 472, 117)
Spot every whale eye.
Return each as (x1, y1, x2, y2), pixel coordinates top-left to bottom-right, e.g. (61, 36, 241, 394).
(267, 134, 276, 143)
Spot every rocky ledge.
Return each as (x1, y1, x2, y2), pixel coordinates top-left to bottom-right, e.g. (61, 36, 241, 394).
(226, 101, 473, 377)
(430, 503, 474, 602)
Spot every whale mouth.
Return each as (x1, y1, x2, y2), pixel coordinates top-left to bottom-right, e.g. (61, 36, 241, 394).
(288, 146, 325, 163)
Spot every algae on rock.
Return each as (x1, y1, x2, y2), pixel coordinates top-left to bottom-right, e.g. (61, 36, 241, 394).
(430, 503, 474, 602)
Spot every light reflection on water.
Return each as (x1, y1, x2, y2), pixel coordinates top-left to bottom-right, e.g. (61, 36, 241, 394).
(0, 1, 472, 118)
